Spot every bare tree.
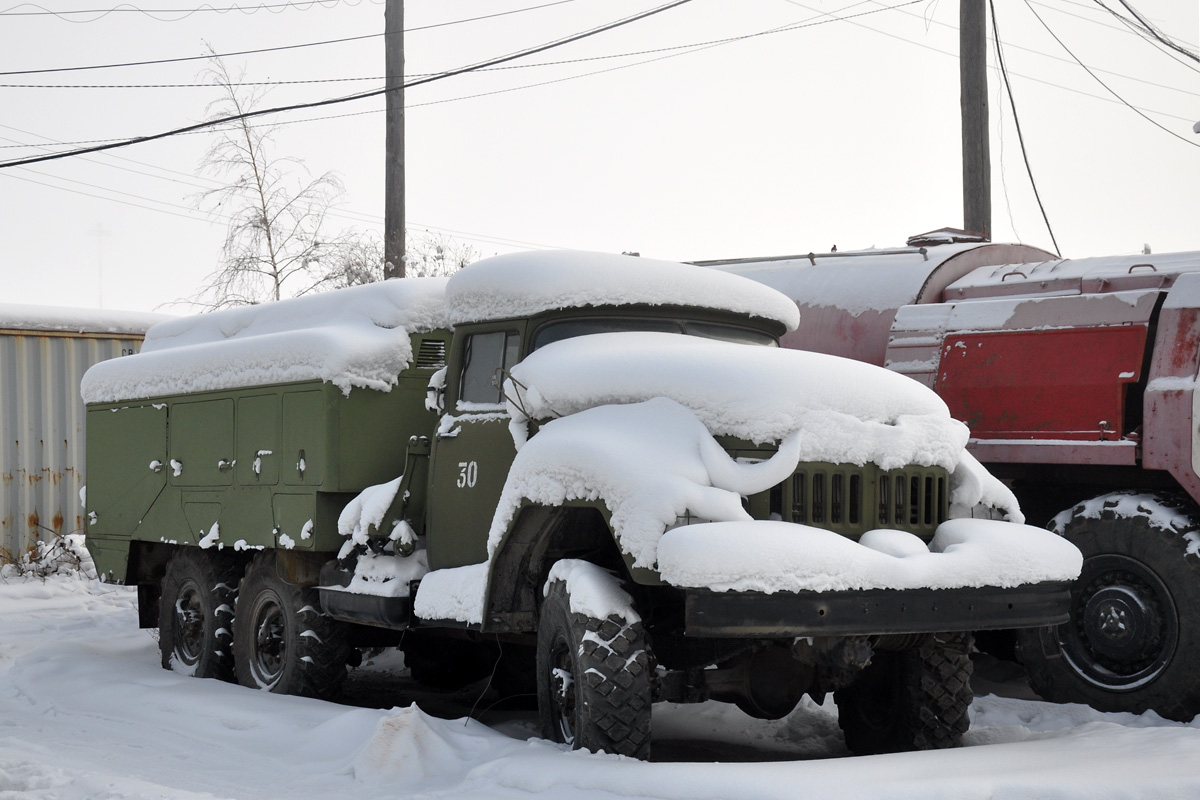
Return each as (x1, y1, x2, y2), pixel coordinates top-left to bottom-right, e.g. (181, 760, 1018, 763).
(325, 229, 480, 287)
(192, 55, 353, 307)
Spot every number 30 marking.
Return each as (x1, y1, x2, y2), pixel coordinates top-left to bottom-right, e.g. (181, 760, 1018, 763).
(457, 461, 478, 488)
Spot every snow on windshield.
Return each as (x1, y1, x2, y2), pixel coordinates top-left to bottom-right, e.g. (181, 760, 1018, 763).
(80, 278, 450, 403)
(505, 331, 967, 466)
(445, 250, 800, 331)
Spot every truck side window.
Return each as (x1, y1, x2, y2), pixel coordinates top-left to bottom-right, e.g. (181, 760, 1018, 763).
(460, 330, 520, 405)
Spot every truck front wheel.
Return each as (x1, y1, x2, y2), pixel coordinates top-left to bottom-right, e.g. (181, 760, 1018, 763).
(232, 554, 351, 700)
(158, 548, 240, 681)
(835, 633, 973, 755)
(536, 570, 651, 759)
(1017, 494, 1200, 721)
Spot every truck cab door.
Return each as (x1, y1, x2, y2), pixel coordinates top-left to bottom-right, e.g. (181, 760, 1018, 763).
(426, 324, 524, 569)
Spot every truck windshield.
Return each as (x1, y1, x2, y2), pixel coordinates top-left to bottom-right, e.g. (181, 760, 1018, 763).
(531, 317, 777, 351)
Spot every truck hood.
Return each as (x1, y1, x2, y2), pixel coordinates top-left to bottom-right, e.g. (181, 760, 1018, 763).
(505, 331, 968, 472)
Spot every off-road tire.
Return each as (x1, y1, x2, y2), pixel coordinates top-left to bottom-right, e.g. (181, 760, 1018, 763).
(835, 633, 973, 755)
(1017, 493, 1200, 722)
(233, 553, 351, 700)
(158, 548, 240, 681)
(536, 576, 652, 759)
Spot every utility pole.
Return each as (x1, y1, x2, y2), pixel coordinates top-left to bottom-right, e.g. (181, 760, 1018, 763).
(384, 0, 405, 278)
(960, 0, 990, 240)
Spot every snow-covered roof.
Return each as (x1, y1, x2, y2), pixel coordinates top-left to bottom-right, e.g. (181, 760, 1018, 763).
(445, 250, 800, 331)
(0, 303, 170, 336)
(81, 278, 450, 403)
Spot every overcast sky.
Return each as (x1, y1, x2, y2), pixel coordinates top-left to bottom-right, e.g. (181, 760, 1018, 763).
(1, 0, 1197, 314)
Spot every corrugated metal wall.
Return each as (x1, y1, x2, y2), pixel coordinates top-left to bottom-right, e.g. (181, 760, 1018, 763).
(0, 331, 143, 564)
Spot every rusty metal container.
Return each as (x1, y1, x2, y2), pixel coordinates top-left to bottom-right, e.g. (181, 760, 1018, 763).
(0, 304, 166, 565)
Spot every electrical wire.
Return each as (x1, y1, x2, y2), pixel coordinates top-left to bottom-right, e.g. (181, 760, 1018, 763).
(782, 0, 1197, 123)
(1111, 0, 1199, 63)
(0, 0, 582, 76)
(0, 0, 368, 21)
(990, 0, 1059, 256)
(1023, 0, 1200, 148)
(0, 0, 696, 169)
(1089, 0, 1200, 75)
(863, 0, 1200, 100)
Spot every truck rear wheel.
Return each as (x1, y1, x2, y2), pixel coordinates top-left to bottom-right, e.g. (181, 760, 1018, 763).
(158, 548, 240, 681)
(536, 571, 651, 759)
(1017, 494, 1200, 721)
(233, 554, 351, 700)
(835, 633, 973, 755)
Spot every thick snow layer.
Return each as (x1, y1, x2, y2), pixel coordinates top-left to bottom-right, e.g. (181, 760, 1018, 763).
(413, 563, 488, 624)
(656, 519, 1081, 593)
(4, 576, 1200, 800)
(0, 302, 169, 335)
(492, 398, 800, 568)
(506, 331, 968, 466)
(545, 559, 641, 622)
(325, 550, 429, 598)
(445, 250, 800, 330)
(338, 477, 404, 546)
(80, 278, 449, 403)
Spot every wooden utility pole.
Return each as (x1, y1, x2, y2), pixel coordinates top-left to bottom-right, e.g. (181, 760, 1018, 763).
(384, 0, 405, 278)
(960, 0, 991, 240)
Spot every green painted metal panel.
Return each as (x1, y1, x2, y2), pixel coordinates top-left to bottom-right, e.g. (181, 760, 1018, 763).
(236, 394, 280, 486)
(170, 399, 234, 488)
(85, 404, 166, 538)
(281, 390, 326, 487)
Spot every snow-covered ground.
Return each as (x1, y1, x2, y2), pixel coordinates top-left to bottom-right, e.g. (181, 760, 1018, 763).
(3, 575, 1200, 799)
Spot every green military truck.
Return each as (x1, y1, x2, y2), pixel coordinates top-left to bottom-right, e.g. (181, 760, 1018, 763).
(82, 250, 1081, 759)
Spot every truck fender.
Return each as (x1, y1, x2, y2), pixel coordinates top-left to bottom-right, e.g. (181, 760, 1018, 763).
(1144, 272, 1200, 502)
(482, 502, 629, 633)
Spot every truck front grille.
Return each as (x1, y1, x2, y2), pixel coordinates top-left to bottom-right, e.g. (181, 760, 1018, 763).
(790, 464, 948, 540)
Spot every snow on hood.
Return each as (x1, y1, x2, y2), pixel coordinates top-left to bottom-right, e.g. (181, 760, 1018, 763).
(488, 398, 802, 568)
(81, 278, 450, 403)
(444, 250, 800, 331)
(505, 331, 968, 469)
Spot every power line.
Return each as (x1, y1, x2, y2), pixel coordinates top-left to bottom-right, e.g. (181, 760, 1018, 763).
(1088, 0, 1200, 75)
(0, 0, 582, 76)
(865, 0, 1200, 100)
(1110, 0, 1199, 63)
(1022, 0, 1200, 148)
(783, 0, 1197, 124)
(0, 0, 696, 169)
(0, 0, 360, 21)
(0, 32, 385, 77)
(990, 0, 1059, 256)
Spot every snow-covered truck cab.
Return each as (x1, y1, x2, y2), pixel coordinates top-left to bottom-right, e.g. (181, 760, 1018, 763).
(82, 250, 1080, 762)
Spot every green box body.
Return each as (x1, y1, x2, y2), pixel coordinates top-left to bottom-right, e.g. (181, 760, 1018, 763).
(85, 332, 448, 583)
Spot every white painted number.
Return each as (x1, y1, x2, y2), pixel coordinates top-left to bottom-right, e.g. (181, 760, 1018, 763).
(457, 461, 478, 488)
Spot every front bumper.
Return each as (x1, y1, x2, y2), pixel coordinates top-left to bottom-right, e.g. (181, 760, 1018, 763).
(684, 580, 1071, 638)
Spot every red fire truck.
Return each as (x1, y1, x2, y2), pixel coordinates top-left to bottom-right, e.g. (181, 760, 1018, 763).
(704, 230, 1200, 721)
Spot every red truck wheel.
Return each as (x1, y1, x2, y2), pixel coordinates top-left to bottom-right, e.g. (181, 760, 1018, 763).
(1019, 493, 1200, 722)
